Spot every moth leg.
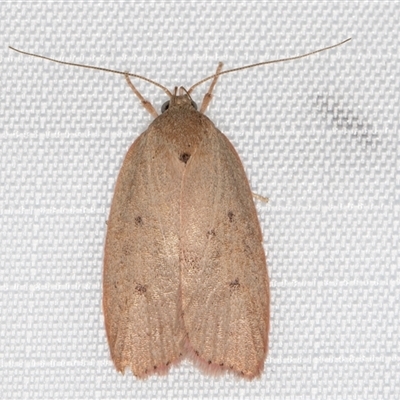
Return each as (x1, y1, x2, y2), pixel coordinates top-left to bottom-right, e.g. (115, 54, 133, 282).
(199, 62, 223, 114)
(124, 73, 159, 118)
(252, 192, 269, 203)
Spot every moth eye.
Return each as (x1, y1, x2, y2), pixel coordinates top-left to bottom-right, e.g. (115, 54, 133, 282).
(161, 101, 170, 113)
(191, 100, 198, 110)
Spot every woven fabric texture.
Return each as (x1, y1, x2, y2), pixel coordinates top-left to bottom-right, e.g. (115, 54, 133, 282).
(1, 2, 399, 399)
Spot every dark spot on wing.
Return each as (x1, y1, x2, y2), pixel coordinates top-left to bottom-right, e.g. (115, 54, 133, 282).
(206, 229, 216, 238)
(135, 284, 147, 294)
(228, 211, 234, 222)
(179, 153, 191, 164)
(135, 216, 143, 226)
(229, 278, 240, 289)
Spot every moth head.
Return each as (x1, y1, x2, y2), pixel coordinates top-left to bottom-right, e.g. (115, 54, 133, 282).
(161, 87, 198, 113)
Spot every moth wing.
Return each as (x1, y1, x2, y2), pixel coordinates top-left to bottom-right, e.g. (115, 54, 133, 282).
(103, 127, 186, 378)
(181, 128, 269, 379)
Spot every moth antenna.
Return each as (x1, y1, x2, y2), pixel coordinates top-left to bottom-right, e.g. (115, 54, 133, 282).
(8, 46, 173, 98)
(188, 38, 351, 94)
(178, 86, 194, 100)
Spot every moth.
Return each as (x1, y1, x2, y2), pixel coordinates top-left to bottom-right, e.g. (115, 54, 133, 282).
(10, 38, 350, 379)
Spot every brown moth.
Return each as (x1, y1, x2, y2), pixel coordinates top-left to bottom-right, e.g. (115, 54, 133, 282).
(9, 38, 350, 379)
(104, 68, 270, 379)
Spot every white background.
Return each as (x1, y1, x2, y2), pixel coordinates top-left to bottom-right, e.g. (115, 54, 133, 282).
(1, 1, 399, 399)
